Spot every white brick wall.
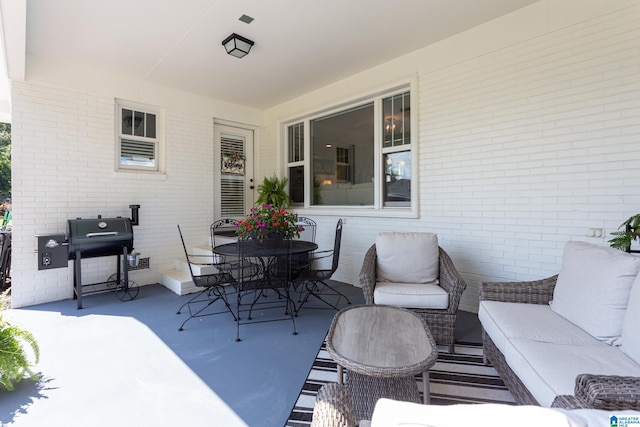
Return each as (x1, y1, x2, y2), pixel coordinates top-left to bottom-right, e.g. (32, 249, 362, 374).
(418, 3, 640, 310)
(10, 1, 640, 313)
(266, 1, 640, 312)
(10, 82, 219, 307)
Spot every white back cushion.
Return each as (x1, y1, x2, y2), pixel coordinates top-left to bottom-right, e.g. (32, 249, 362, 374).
(376, 232, 439, 284)
(550, 241, 640, 345)
(621, 272, 640, 364)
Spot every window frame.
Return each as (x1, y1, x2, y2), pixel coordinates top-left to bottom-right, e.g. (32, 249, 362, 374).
(282, 77, 418, 218)
(115, 99, 165, 173)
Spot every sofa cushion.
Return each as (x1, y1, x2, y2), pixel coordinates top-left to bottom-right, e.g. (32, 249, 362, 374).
(507, 338, 640, 407)
(621, 272, 640, 364)
(374, 282, 449, 309)
(375, 232, 439, 285)
(479, 301, 600, 346)
(550, 241, 640, 345)
(479, 299, 640, 407)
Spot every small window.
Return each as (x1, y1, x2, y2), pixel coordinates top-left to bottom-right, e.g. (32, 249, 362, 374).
(116, 101, 163, 172)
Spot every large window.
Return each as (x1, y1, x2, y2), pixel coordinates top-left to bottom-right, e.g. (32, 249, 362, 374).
(285, 87, 413, 212)
(116, 100, 163, 172)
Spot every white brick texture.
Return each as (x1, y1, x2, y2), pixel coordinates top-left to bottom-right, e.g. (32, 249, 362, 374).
(9, 2, 640, 313)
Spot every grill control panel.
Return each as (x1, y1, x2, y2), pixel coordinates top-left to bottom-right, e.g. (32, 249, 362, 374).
(37, 234, 69, 270)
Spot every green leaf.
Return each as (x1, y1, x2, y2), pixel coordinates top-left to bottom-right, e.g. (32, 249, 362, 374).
(255, 175, 290, 209)
(0, 290, 40, 391)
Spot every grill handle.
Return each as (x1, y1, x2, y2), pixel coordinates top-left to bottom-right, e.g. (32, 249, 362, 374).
(85, 231, 119, 237)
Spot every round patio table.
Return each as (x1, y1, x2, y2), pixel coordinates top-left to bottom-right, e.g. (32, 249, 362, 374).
(325, 304, 438, 421)
(212, 239, 317, 258)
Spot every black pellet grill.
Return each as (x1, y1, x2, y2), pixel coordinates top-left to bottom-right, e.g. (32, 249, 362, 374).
(67, 215, 138, 309)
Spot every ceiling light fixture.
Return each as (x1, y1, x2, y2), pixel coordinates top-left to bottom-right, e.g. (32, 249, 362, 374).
(222, 33, 254, 58)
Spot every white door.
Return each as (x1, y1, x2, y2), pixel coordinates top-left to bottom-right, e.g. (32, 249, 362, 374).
(214, 124, 255, 218)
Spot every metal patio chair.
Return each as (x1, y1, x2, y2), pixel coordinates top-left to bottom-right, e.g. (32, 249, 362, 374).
(231, 236, 298, 341)
(295, 219, 352, 313)
(176, 224, 237, 331)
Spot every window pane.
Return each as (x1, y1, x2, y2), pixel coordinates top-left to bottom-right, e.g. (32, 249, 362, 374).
(289, 165, 304, 205)
(382, 92, 410, 147)
(133, 111, 145, 136)
(311, 103, 374, 206)
(288, 123, 304, 163)
(383, 151, 411, 206)
(122, 109, 133, 135)
(145, 113, 156, 138)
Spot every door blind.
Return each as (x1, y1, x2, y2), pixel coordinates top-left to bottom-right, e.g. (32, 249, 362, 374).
(220, 135, 245, 216)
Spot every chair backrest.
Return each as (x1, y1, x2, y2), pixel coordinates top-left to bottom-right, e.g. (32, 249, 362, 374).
(375, 232, 439, 285)
(210, 218, 239, 248)
(176, 224, 198, 282)
(330, 219, 343, 273)
(296, 216, 317, 242)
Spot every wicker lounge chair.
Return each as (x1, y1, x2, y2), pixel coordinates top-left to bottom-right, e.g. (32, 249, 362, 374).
(359, 235, 466, 353)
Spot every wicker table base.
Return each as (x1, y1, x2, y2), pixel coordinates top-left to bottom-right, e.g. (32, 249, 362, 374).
(326, 305, 438, 421)
(345, 371, 421, 421)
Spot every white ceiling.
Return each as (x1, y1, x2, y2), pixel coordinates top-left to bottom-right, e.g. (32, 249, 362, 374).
(18, 0, 541, 110)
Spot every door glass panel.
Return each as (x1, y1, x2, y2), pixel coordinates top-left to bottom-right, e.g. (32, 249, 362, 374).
(220, 134, 247, 217)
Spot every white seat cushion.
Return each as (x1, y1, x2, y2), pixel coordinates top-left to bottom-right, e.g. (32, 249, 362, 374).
(550, 241, 640, 345)
(508, 338, 640, 407)
(373, 282, 449, 309)
(375, 232, 439, 284)
(479, 301, 600, 346)
(479, 301, 640, 407)
(621, 272, 640, 364)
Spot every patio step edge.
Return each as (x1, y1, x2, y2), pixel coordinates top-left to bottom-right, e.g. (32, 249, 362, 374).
(159, 269, 198, 296)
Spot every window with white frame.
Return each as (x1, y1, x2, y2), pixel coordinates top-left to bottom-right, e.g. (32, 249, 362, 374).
(116, 100, 163, 172)
(286, 87, 413, 210)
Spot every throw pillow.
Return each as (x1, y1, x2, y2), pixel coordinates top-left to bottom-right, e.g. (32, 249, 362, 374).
(621, 272, 640, 364)
(375, 232, 439, 284)
(550, 241, 640, 345)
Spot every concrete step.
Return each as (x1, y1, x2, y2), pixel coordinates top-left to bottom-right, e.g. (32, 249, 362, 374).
(159, 269, 198, 295)
(174, 259, 219, 276)
(161, 236, 239, 296)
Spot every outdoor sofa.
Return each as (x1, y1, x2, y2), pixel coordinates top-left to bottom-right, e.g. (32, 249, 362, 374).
(478, 241, 640, 410)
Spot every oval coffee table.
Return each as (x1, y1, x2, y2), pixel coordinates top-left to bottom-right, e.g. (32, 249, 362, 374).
(325, 304, 438, 421)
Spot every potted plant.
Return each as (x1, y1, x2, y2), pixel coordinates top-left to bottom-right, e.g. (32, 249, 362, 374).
(235, 204, 302, 240)
(255, 175, 290, 209)
(608, 214, 640, 252)
(0, 291, 40, 391)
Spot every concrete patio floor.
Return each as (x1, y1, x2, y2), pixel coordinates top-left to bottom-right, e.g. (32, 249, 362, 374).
(0, 283, 364, 427)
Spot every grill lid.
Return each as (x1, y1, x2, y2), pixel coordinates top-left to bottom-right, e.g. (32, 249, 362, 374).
(67, 217, 133, 258)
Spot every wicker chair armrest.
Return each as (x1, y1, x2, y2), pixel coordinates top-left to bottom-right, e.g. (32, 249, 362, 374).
(551, 394, 592, 410)
(311, 383, 356, 427)
(573, 373, 640, 410)
(358, 244, 377, 305)
(438, 248, 467, 313)
(478, 275, 558, 304)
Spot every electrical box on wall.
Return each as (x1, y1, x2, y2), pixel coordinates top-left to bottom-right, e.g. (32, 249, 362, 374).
(37, 234, 69, 270)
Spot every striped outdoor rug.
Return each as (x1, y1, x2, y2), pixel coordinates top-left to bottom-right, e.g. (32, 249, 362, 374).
(285, 342, 516, 426)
